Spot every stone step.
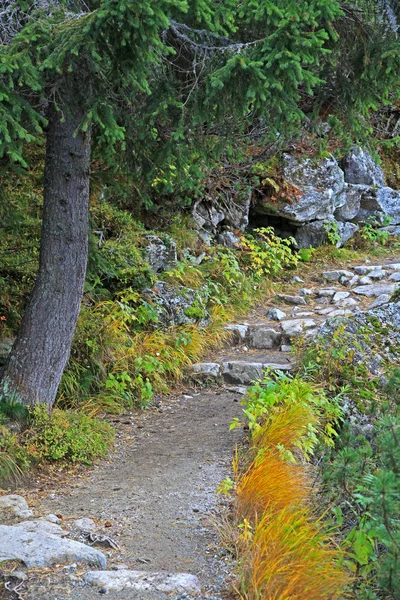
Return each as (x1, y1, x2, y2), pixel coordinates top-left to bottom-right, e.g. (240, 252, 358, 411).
(221, 361, 293, 385)
(191, 358, 293, 385)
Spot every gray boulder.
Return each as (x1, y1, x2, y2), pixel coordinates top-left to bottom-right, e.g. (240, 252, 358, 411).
(247, 327, 282, 349)
(295, 220, 328, 248)
(217, 230, 241, 248)
(144, 235, 177, 273)
(335, 184, 366, 221)
(192, 188, 251, 237)
(222, 361, 292, 385)
(316, 302, 400, 376)
(342, 147, 385, 187)
(192, 200, 225, 234)
(281, 319, 316, 338)
(295, 219, 358, 249)
(254, 154, 345, 224)
(0, 522, 106, 568)
(191, 363, 220, 378)
(353, 186, 400, 225)
(276, 294, 307, 306)
(0, 495, 33, 523)
(143, 281, 209, 328)
(266, 308, 287, 321)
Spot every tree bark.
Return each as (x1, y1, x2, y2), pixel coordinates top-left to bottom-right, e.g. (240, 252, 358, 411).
(0, 76, 91, 408)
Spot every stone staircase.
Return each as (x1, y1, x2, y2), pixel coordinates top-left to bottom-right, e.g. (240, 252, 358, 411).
(191, 260, 400, 387)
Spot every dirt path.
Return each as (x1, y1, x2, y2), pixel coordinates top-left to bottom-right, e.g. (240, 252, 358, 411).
(17, 389, 243, 599)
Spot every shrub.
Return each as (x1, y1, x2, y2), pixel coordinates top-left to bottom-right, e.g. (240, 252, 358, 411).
(26, 406, 114, 464)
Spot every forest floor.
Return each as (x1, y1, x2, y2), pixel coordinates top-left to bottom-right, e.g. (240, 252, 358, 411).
(3, 250, 400, 600)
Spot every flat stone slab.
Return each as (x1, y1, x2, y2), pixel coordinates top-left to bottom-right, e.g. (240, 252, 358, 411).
(353, 283, 397, 297)
(318, 288, 337, 297)
(0, 523, 106, 568)
(332, 291, 350, 303)
(354, 265, 383, 274)
(276, 294, 307, 306)
(389, 272, 400, 282)
(322, 270, 354, 282)
(387, 263, 400, 270)
(84, 570, 201, 594)
(369, 294, 391, 309)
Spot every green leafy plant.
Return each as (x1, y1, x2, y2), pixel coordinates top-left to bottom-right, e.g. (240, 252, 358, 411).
(240, 227, 298, 279)
(360, 216, 391, 246)
(26, 406, 114, 464)
(324, 220, 342, 246)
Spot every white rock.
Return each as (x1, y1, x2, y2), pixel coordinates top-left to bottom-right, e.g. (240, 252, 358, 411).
(387, 263, 400, 270)
(336, 297, 358, 308)
(191, 363, 220, 377)
(359, 276, 373, 285)
(328, 309, 353, 317)
(317, 307, 337, 315)
(281, 319, 316, 338)
(332, 292, 350, 303)
(276, 294, 307, 306)
(292, 276, 305, 283)
(298, 288, 314, 296)
(13, 520, 67, 537)
(368, 270, 387, 280)
(389, 272, 400, 282)
(0, 523, 106, 568)
(354, 265, 383, 275)
(73, 518, 96, 532)
(43, 514, 62, 524)
(353, 283, 397, 297)
(281, 345, 292, 352)
(0, 495, 33, 523)
(318, 289, 337, 297)
(223, 324, 249, 340)
(369, 294, 391, 309)
(266, 308, 287, 321)
(295, 312, 314, 317)
(84, 570, 201, 594)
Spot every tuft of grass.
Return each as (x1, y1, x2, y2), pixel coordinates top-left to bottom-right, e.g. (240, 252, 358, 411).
(231, 376, 350, 600)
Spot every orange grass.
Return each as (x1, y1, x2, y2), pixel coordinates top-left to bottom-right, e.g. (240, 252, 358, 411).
(238, 507, 349, 600)
(235, 403, 350, 599)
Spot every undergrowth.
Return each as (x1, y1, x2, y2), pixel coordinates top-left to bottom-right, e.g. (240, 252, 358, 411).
(226, 373, 349, 600)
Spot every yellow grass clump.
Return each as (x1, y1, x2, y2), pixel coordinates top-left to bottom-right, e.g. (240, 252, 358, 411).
(234, 396, 350, 599)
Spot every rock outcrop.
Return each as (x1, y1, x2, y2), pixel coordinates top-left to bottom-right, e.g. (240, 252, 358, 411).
(191, 146, 400, 250)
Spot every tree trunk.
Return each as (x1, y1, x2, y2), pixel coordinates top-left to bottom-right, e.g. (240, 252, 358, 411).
(0, 77, 91, 408)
